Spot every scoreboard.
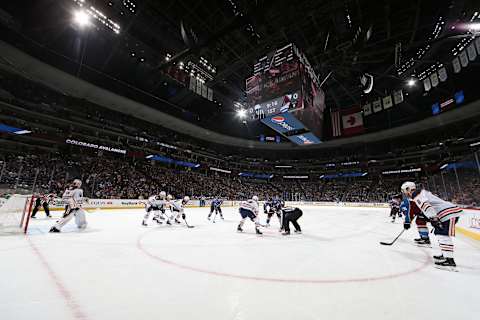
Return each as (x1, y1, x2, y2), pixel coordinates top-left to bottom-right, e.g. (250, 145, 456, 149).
(245, 43, 325, 144)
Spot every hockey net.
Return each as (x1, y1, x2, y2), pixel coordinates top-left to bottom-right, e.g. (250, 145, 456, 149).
(0, 194, 34, 235)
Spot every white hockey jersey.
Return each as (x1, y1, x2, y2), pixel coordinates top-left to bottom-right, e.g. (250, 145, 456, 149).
(147, 196, 166, 209)
(239, 200, 259, 215)
(412, 189, 463, 222)
(62, 188, 83, 209)
(169, 200, 185, 213)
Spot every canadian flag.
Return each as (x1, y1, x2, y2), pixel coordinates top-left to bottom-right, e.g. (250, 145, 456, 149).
(341, 107, 364, 136)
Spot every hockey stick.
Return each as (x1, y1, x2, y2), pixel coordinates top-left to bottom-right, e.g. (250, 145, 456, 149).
(380, 214, 417, 246)
(380, 229, 405, 246)
(183, 216, 195, 228)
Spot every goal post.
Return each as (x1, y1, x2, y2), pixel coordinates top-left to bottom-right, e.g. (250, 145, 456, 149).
(0, 194, 35, 235)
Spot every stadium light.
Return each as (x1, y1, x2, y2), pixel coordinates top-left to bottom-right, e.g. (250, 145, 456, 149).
(406, 78, 417, 87)
(463, 23, 480, 31)
(237, 109, 247, 118)
(73, 10, 91, 28)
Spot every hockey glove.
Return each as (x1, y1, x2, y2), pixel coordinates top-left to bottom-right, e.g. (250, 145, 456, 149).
(429, 217, 443, 230)
(181, 213, 186, 220)
(403, 222, 411, 230)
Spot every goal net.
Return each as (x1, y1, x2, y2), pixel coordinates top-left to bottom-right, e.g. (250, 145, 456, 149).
(0, 194, 34, 234)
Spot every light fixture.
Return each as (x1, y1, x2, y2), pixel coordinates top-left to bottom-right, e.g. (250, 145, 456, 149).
(468, 23, 480, 31)
(407, 78, 417, 87)
(237, 109, 246, 118)
(73, 10, 91, 28)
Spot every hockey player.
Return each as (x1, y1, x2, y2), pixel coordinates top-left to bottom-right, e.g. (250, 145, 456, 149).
(142, 191, 167, 226)
(388, 195, 402, 223)
(237, 196, 262, 235)
(167, 195, 190, 226)
(31, 193, 55, 218)
(280, 206, 303, 235)
(208, 197, 224, 221)
(49, 179, 87, 232)
(264, 197, 284, 228)
(400, 196, 431, 246)
(401, 181, 464, 269)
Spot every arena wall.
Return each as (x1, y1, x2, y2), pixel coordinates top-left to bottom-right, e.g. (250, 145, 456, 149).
(5, 197, 478, 241)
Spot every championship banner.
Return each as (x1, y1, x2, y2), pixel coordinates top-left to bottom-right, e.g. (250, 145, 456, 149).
(467, 43, 477, 61)
(459, 50, 469, 67)
(382, 95, 393, 109)
(363, 103, 372, 116)
(423, 78, 432, 92)
(393, 90, 404, 105)
(372, 99, 382, 113)
(430, 72, 439, 88)
(452, 57, 461, 73)
(438, 67, 448, 82)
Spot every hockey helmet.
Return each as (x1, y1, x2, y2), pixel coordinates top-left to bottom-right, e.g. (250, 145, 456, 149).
(401, 181, 416, 194)
(72, 179, 82, 188)
(252, 195, 259, 202)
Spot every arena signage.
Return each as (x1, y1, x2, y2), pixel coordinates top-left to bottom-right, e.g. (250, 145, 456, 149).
(382, 168, 421, 175)
(261, 112, 305, 134)
(65, 139, 127, 154)
(283, 175, 309, 179)
(287, 132, 321, 145)
(209, 167, 231, 174)
(0, 124, 31, 135)
(147, 154, 200, 168)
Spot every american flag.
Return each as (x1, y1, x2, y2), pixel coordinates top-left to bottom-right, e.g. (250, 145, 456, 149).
(331, 109, 341, 137)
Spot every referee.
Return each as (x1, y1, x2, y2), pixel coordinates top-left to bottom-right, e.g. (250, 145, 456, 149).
(281, 207, 303, 235)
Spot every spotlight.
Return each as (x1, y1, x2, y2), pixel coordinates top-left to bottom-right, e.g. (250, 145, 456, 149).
(407, 78, 417, 87)
(73, 10, 91, 28)
(468, 23, 480, 31)
(237, 109, 247, 118)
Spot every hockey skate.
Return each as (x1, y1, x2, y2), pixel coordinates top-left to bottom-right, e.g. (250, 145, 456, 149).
(294, 229, 302, 234)
(141, 221, 148, 227)
(433, 254, 445, 261)
(434, 258, 458, 272)
(282, 230, 290, 235)
(237, 225, 243, 233)
(255, 227, 263, 235)
(152, 217, 163, 225)
(414, 238, 431, 247)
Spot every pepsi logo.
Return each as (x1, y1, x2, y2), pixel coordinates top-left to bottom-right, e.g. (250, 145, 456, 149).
(271, 116, 285, 123)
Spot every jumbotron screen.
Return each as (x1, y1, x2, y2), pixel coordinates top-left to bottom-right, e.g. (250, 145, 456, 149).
(245, 43, 325, 140)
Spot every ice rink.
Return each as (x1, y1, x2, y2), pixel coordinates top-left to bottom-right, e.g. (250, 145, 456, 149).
(1, 205, 480, 320)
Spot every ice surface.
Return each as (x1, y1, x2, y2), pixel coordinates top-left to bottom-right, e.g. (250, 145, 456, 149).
(1, 206, 479, 320)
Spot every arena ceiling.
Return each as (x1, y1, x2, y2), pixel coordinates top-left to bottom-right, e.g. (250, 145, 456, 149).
(1, 0, 479, 140)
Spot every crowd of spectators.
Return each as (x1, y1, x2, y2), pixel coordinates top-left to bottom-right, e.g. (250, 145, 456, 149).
(2, 152, 478, 206)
